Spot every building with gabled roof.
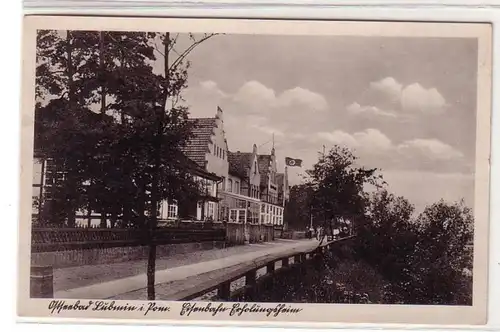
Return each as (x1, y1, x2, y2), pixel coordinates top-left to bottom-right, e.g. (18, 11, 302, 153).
(256, 145, 287, 228)
(162, 106, 229, 223)
(220, 144, 262, 227)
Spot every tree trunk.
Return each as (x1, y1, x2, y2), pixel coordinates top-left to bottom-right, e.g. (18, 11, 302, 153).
(65, 31, 77, 228)
(147, 32, 170, 301)
(99, 32, 108, 229)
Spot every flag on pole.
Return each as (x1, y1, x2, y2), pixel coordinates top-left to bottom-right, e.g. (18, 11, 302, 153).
(285, 157, 303, 167)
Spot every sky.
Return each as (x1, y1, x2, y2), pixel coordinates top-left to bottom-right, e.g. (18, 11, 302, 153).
(157, 34, 478, 214)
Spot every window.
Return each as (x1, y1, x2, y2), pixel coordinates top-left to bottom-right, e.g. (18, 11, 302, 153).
(207, 202, 215, 220)
(234, 181, 240, 194)
(206, 181, 214, 196)
(227, 179, 233, 192)
(238, 210, 246, 223)
(32, 186, 41, 216)
(160, 199, 178, 220)
(33, 160, 43, 185)
(254, 161, 257, 175)
(218, 176, 225, 191)
(230, 209, 237, 222)
(222, 150, 225, 160)
(261, 204, 265, 213)
(168, 202, 178, 219)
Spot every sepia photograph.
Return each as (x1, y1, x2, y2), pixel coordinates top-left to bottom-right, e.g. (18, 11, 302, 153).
(18, 17, 492, 325)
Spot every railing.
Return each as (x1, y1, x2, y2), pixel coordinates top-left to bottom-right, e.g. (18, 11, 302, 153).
(30, 236, 356, 299)
(172, 236, 357, 301)
(31, 226, 226, 252)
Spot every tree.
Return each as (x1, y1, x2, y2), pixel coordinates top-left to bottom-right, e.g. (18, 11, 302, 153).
(35, 31, 218, 300)
(410, 200, 474, 304)
(305, 145, 385, 241)
(283, 184, 314, 230)
(354, 189, 419, 303)
(354, 189, 474, 305)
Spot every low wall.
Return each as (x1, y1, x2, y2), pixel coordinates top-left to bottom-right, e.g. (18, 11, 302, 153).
(31, 227, 226, 252)
(31, 240, 225, 269)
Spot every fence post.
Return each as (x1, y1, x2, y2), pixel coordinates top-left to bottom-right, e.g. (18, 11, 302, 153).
(244, 269, 257, 301)
(217, 281, 231, 301)
(282, 257, 289, 268)
(30, 265, 53, 298)
(267, 261, 275, 274)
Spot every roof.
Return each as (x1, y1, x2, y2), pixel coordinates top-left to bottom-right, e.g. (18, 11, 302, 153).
(228, 152, 253, 178)
(179, 153, 221, 181)
(180, 118, 217, 168)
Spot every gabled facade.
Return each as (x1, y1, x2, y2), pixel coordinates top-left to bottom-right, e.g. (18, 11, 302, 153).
(220, 144, 262, 224)
(257, 147, 285, 227)
(172, 106, 229, 222)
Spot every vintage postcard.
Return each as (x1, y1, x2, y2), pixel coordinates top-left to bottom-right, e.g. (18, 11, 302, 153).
(18, 16, 492, 326)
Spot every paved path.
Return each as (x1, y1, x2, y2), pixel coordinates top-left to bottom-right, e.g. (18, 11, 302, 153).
(55, 239, 321, 300)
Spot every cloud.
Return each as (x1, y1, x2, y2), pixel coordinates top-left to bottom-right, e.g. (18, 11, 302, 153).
(276, 87, 328, 111)
(369, 77, 403, 104)
(318, 128, 392, 153)
(233, 80, 276, 106)
(347, 102, 398, 118)
(349, 77, 448, 119)
(401, 83, 447, 114)
(314, 129, 464, 172)
(398, 138, 464, 161)
(182, 79, 468, 189)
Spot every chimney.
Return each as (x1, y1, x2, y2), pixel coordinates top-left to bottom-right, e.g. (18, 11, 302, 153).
(252, 143, 257, 154)
(216, 106, 223, 121)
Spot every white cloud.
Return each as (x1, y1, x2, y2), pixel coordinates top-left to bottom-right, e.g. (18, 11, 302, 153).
(369, 77, 403, 103)
(317, 129, 392, 153)
(182, 79, 466, 187)
(233, 80, 276, 106)
(349, 77, 448, 119)
(276, 87, 328, 111)
(401, 83, 447, 114)
(317, 131, 358, 147)
(315, 129, 464, 168)
(347, 102, 398, 118)
(397, 138, 464, 161)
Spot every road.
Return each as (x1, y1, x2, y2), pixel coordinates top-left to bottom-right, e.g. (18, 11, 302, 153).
(54, 238, 321, 300)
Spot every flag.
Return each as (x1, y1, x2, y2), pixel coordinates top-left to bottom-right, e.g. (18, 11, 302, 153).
(285, 157, 302, 167)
